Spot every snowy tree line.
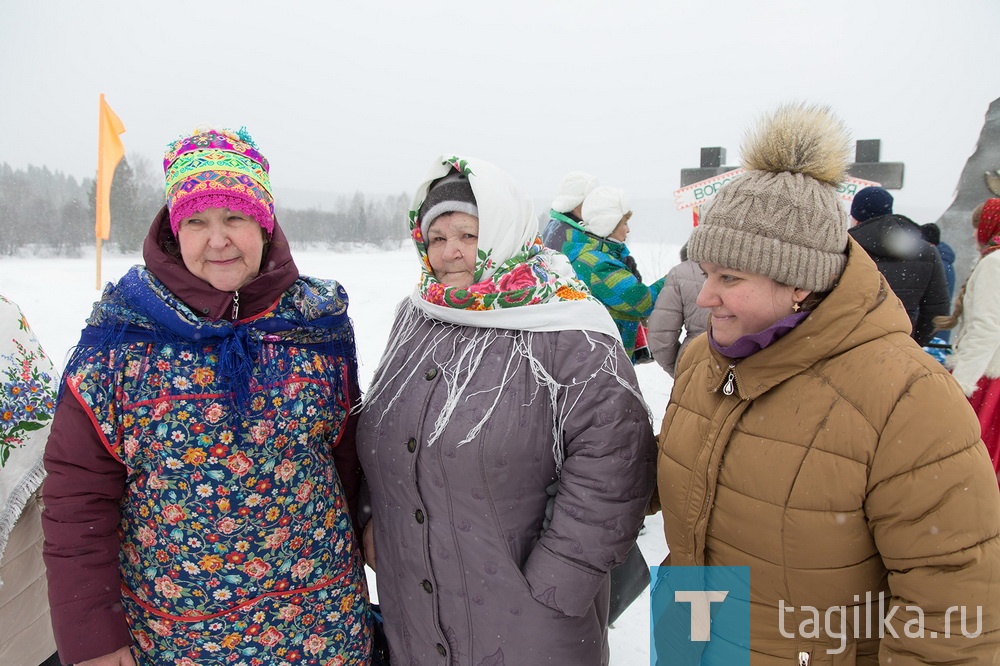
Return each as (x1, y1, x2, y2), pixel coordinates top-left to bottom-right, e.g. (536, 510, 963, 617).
(0, 157, 410, 256)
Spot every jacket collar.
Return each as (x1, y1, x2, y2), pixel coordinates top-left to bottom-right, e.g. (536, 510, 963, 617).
(561, 224, 626, 261)
(701, 239, 908, 399)
(142, 205, 299, 321)
(549, 210, 584, 231)
(848, 213, 923, 259)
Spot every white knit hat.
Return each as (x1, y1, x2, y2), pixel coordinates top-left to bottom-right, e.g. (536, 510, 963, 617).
(550, 171, 599, 213)
(581, 186, 629, 238)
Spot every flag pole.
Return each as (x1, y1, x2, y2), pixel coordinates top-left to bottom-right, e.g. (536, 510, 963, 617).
(96, 94, 105, 289)
(96, 238, 103, 289)
(95, 93, 126, 289)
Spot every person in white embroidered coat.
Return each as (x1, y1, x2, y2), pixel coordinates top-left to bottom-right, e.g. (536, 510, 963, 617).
(935, 197, 1000, 481)
(0, 294, 59, 666)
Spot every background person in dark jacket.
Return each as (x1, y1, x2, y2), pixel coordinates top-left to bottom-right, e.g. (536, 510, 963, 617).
(848, 186, 950, 346)
(920, 221, 957, 353)
(920, 221, 957, 298)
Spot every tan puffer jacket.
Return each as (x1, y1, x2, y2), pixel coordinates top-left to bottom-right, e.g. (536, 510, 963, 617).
(657, 241, 1000, 664)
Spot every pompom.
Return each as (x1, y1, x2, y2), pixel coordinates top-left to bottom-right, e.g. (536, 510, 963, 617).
(741, 103, 851, 187)
(236, 125, 259, 149)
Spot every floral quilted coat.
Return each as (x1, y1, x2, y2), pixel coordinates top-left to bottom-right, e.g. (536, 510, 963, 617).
(61, 268, 371, 665)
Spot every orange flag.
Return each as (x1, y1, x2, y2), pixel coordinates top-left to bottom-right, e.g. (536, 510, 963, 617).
(95, 94, 126, 241)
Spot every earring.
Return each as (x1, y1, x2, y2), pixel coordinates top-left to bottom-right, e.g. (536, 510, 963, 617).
(792, 301, 801, 312)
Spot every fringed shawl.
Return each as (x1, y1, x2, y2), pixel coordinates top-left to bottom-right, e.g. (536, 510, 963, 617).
(365, 300, 645, 473)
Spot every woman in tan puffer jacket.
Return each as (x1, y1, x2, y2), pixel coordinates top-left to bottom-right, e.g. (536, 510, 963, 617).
(656, 104, 1000, 664)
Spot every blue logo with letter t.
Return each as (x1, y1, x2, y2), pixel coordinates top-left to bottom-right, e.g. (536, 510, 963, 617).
(650, 566, 750, 665)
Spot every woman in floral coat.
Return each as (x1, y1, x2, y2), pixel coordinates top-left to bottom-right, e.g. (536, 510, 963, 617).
(357, 155, 656, 665)
(42, 128, 371, 666)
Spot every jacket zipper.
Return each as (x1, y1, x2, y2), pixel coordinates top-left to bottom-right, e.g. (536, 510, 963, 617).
(721, 361, 737, 396)
(232, 290, 240, 320)
(691, 368, 746, 560)
(719, 363, 807, 666)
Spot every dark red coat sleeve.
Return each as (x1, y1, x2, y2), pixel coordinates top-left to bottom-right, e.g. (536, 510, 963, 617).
(42, 393, 133, 664)
(332, 370, 363, 537)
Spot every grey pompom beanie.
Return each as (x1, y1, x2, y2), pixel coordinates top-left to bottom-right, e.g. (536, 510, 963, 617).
(688, 103, 852, 293)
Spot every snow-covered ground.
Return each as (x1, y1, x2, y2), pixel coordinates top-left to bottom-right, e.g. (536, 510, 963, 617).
(1, 240, 680, 664)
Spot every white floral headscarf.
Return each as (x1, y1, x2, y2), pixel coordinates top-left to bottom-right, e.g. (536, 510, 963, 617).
(408, 155, 619, 339)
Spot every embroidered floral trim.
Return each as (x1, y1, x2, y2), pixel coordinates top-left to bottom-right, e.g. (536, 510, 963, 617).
(1, 302, 56, 467)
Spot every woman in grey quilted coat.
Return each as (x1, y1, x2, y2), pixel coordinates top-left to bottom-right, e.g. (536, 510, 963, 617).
(357, 155, 656, 665)
(647, 244, 708, 378)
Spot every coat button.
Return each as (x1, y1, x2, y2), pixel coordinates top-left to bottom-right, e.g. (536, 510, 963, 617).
(436, 643, 447, 657)
(425, 368, 438, 380)
(415, 509, 424, 524)
(422, 579, 433, 593)
(407, 437, 417, 453)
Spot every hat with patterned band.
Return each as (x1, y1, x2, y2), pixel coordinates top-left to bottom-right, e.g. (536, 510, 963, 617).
(163, 127, 275, 236)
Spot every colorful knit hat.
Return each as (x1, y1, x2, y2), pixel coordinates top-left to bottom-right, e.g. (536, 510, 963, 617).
(163, 127, 274, 236)
(976, 198, 1000, 252)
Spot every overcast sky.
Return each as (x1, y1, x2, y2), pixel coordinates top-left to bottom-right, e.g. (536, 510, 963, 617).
(1, 0, 997, 237)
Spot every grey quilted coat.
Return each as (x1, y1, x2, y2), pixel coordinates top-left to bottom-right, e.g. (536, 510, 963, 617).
(646, 259, 708, 377)
(357, 305, 656, 665)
